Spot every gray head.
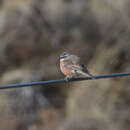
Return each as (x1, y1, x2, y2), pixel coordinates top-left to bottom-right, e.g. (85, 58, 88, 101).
(60, 52, 71, 61)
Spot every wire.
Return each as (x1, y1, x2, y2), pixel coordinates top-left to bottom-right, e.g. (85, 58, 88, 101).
(0, 72, 130, 89)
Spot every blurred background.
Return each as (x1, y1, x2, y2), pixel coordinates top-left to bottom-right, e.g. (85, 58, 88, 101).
(0, 0, 130, 130)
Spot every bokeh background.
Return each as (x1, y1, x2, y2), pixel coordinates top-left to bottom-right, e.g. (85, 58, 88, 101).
(0, 0, 130, 130)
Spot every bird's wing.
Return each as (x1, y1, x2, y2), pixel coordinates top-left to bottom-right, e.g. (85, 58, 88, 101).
(65, 64, 95, 78)
(69, 55, 80, 64)
(65, 64, 82, 71)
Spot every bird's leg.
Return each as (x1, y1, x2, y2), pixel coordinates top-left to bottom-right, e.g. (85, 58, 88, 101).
(65, 75, 73, 82)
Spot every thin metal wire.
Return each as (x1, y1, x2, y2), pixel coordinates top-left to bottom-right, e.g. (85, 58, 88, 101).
(0, 72, 130, 89)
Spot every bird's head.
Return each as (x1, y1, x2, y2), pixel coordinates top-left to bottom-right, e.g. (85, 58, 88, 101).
(60, 52, 71, 61)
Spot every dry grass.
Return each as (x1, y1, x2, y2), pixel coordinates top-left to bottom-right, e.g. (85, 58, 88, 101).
(0, 0, 129, 130)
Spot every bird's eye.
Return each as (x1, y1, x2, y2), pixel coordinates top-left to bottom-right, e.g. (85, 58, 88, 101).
(63, 52, 67, 56)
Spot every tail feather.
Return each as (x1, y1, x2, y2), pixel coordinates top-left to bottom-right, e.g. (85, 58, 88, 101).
(87, 72, 95, 79)
(77, 70, 95, 79)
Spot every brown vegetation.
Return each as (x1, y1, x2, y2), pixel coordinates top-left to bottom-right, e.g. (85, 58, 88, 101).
(0, 0, 130, 130)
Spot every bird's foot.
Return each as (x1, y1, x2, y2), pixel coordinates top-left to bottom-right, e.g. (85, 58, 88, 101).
(65, 75, 73, 82)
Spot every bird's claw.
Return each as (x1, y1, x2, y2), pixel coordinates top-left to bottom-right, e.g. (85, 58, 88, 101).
(65, 76, 73, 82)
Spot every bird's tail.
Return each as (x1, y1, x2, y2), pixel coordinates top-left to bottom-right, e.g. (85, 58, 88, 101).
(77, 70, 95, 79)
(87, 72, 95, 79)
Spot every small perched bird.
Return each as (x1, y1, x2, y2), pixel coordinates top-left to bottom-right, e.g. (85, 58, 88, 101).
(60, 52, 95, 80)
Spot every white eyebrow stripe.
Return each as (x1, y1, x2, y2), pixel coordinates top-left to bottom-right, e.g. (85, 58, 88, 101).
(60, 58, 66, 61)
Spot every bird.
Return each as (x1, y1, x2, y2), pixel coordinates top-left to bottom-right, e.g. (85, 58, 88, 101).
(60, 52, 95, 81)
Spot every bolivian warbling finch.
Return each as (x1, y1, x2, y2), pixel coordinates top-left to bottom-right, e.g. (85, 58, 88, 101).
(60, 52, 95, 81)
